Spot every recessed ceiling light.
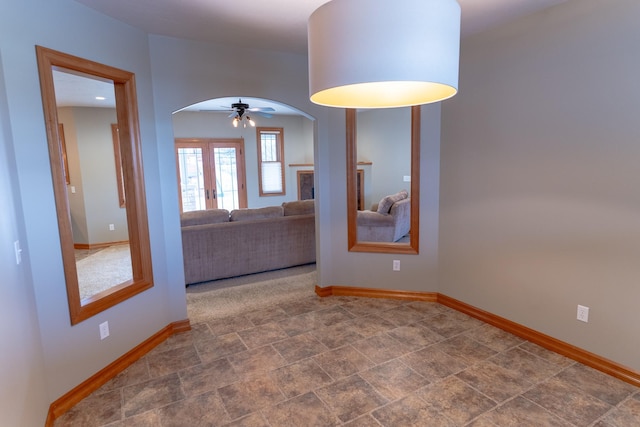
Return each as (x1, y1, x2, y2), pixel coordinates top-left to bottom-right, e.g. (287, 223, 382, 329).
(95, 96, 106, 100)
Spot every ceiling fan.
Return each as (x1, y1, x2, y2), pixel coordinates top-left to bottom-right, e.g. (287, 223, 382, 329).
(225, 99, 275, 127)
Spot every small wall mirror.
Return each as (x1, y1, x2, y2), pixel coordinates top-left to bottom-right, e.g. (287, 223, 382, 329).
(36, 46, 153, 325)
(347, 106, 420, 254)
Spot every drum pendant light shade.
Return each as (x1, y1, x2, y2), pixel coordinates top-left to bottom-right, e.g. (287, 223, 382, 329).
(308, 0, 461, 109)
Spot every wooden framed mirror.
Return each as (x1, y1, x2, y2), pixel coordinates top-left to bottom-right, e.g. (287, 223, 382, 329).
(347, 106, 420, 254)
(36, 46, 153, 325)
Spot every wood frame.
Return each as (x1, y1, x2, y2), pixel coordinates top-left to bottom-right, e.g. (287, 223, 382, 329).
(297, 170, 314, 200)
(356, 169, 364, 211)
(346, 106, 420, 254)
(58, 123, 70, 185)
(36, 46, 153, 325)
(256, 127, 286, 196)
(111, 123, 126, 208)
(174, 138, 247, 212)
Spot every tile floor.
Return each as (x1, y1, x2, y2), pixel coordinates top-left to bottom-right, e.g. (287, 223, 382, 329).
(55, 295, 640, 426)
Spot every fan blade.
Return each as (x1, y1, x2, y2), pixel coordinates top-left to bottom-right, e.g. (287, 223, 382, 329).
(255, 111, 272, 118)
(228, 111, 239, 118)
(248, 106, 275, 112)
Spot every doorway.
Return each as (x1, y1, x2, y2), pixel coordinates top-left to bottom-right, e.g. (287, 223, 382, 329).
(175, 138, 248, 213)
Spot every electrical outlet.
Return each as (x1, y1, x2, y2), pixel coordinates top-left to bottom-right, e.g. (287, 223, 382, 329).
(403, 175, 411, 182)
(99, 321, 110, 340)
(577, 305, 589, 323)
(393, 260, 400, 271)
(109, 224, 115, 231)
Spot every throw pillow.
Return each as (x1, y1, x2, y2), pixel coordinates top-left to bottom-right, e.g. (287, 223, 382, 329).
(376, 190, 408, 214)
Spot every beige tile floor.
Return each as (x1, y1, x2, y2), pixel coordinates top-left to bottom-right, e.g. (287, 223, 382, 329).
(55, 294, 640, 426)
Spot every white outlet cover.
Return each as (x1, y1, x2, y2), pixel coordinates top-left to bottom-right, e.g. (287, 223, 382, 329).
(99, 321, 110, 339)
(577, 305, 589, 323)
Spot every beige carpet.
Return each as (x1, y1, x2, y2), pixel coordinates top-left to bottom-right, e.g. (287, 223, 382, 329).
(186, 264, 317, 323)
(76, 244, 133, 300)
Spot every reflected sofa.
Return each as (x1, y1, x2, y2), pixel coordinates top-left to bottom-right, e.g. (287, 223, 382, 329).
(357, 190, 411, 242)
(180, 200, 315, 285)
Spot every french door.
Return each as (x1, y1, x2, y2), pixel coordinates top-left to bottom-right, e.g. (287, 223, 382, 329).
(175, 138, 247, 213)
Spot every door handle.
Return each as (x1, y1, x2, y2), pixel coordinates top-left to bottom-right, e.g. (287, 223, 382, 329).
(212, 189, 217, 199)
(206, 189, 210, 199)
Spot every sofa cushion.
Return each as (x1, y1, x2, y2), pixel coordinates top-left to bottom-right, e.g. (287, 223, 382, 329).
(230, 206, 284, 222)
(376, 190, 408, 214)
(282, 200, 315, 216)
(180, 209, 229, 226)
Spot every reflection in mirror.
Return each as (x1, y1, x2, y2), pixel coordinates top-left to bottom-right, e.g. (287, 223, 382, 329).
(54, 70, 134, 300)
(347, 106, 420, 254)
(36, 46, 153, 324)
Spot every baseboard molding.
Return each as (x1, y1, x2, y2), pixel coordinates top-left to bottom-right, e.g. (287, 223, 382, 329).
(45, 319, 191, 426)
(314, 285, 437, 301)
(315, 285, 640, 388)
(436, 294, 640, 388)
(73, 240, 129, 250)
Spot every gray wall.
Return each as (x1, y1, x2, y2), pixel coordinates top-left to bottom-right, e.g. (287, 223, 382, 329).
(357, 108, 412, 209)
(148, 34, 442, 298)
(323, 104, 442, 291)
(60, 107, 129, 244)
(440, 0, 640, 371)
(3, 0, 640, 423)
(1, 1, 187, 422)
(172, 111, 314, 208)
(0, 49, 50, 427)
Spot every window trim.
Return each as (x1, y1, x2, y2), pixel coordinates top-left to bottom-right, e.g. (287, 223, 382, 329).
(257, 127, 286, 197)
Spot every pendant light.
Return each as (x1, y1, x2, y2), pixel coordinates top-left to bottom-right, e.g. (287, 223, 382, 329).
(308, 0, 461, 108)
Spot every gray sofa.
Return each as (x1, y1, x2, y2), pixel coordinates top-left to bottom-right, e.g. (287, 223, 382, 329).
(181, 200, 315, 285)
(357, 190, 411, 242)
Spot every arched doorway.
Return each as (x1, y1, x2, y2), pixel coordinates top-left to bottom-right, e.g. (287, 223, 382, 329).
(172, 97, 315, 211)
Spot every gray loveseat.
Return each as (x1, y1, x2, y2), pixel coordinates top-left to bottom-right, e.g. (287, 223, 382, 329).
(181, 200, 315, 285)
(357, 190, 411, 242)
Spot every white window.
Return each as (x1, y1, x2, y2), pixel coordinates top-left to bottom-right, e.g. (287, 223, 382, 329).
(257, 128, 285, 196)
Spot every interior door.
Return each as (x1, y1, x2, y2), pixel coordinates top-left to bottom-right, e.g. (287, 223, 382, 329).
(176, 138, 247, 212)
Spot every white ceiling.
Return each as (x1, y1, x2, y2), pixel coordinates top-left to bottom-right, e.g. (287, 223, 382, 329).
(74, 0, 568, 55)
(62, 0, 569, 111)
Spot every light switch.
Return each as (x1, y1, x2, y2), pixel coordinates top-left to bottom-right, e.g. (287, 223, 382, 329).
(14, 240, 22, 265)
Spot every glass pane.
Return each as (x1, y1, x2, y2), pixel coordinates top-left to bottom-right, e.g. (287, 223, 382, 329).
(214, 147, 239, 210)
(261, 162, 283, 193)
(177, 148, 206, 212)
(261, 134, 278, 161)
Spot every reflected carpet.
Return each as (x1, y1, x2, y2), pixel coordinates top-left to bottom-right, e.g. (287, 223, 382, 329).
(76, 244, 132, 299)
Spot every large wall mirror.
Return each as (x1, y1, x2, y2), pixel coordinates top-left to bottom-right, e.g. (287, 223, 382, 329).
(347, 106, 420, 254)
(36, 46, 153, 325)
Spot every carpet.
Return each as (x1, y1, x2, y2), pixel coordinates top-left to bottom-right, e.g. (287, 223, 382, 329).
(186, 264, 317, 323)
(76, 244, 133, 300)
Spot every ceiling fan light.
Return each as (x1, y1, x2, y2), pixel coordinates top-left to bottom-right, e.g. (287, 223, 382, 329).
(247, 116, 255, 127)
(233, 117, 239, 127)
(308, 0, 461, 108)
